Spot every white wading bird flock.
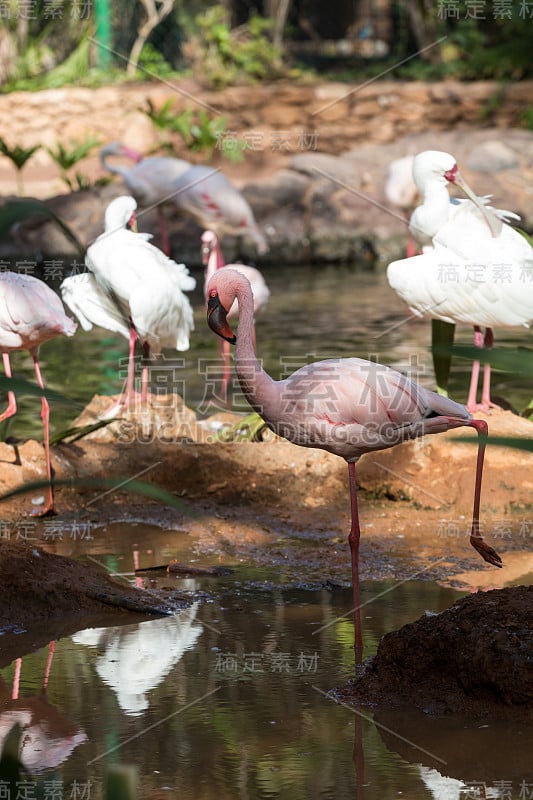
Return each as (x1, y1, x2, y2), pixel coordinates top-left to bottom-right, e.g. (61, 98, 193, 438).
(387, 149, 533, 411)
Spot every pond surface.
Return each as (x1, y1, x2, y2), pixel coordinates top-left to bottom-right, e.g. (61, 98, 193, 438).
(3, 262, 531, 439)
(2, 523, 532, 800)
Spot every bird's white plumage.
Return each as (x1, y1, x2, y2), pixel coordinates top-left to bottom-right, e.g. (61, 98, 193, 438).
(384, 155, 417, 209)
(85, 195, 196, 353)
(388, 149, 533, 331)
(60, 273, 130, 338)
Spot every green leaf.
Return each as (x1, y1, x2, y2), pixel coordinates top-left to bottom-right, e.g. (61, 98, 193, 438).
(431, 319, 455, 396)
(0, 376, 81, 407)
(0, 199, 84, 256)
(0, 138, 41, 170)
(0, 476, 193, 513)
(447, 345, 533, 375)
(49, 418, 119, 445)
(457, 435, 533, 452)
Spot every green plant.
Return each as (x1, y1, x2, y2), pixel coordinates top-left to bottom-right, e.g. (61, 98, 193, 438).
(45, 135, 100, 191)
(144, 100, 247, 162)
(0, 198, 84, 255)
(0, 138, 41, 195)
(184, 5, 284, 89)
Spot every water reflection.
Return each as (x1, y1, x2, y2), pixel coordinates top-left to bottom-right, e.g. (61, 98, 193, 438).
(374, 707, 533, 785)
(0, 566, 531, 798)
(0, 642, 87, 773)
(72, 608, 203, 716)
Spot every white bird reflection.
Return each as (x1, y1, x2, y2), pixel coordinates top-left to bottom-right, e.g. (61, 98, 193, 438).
(72, 605, 203, 716)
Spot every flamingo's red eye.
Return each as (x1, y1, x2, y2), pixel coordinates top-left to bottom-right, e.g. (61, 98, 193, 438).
(210, 289, 217, 298)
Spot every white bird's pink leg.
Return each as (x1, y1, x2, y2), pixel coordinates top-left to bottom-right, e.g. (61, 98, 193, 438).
(141, 341, 151, 404)
(31, 350, 54, 516)
(120, 326, 139, 408)
(0, 352, 17, 422)
(347, 461, 364, 658)
(480, 328, 500, 411)
(467, 419, 502, 567)
(466, 326, 483, 412)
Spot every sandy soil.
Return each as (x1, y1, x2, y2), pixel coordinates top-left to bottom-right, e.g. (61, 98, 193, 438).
(0, 397, 531, 591)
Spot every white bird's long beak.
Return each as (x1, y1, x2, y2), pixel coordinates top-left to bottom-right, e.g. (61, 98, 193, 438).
(451, 169, 501, 238)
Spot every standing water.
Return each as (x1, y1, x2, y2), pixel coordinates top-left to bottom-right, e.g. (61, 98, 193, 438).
(0, 262, 532, 797)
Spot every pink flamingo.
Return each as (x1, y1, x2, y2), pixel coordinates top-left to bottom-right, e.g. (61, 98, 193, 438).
(101, 144, 268, 256)
(201, 229, 270, 405)
(207, 269, 502, 654)
(0, 272, 77, 515)
(100, 142, 191, 255)
(175, 166, 268, 255)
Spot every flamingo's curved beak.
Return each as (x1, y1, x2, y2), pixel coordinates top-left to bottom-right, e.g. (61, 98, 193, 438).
(207, 292, 236, 344)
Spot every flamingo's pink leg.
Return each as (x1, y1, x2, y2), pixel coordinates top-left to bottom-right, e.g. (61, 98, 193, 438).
(347, 461, 363, 658)
(468, 419, 502, 567)
(31, 350, 55, 516)
(42, 641, 56, 690)
(0, 352, 17, 422)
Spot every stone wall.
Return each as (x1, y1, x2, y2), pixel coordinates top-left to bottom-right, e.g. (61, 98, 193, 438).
(0, 78, 532, 175)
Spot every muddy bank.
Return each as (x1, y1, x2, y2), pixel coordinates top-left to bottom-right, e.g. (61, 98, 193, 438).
(0, 397, 531, 590)
(337, 585, 533, 719)
(0, 540, 194, 665)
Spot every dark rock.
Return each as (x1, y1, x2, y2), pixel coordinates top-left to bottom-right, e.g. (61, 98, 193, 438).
(339, 585, 533, 718)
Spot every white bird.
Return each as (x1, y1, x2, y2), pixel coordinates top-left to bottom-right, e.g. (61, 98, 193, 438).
(388, 150, 533, 411)
(78, 195, 196, 407)
(100, 142, 191, 254)
(201, 229, 270, 404)
(384, 155, 418, 257)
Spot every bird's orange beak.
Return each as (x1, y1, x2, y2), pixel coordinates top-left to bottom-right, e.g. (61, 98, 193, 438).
(207, 291, 236, 344)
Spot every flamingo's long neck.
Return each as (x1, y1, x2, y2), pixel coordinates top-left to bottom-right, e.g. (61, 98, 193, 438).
(100, 152, 128, 179)
(233, 282, 276, 416)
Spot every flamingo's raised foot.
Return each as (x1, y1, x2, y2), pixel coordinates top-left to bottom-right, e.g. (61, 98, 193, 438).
(470, 535, 503, 568)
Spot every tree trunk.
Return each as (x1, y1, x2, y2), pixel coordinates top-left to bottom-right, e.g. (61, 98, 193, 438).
(403, 0, 443, 63)
(127, 0, 175, 76)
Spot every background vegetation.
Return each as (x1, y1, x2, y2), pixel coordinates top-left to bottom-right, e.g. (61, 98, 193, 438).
(0, 1, 532, 94)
